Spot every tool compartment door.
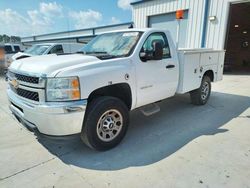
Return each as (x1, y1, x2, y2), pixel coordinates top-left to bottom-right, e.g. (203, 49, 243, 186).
(177, 50, 201, 94)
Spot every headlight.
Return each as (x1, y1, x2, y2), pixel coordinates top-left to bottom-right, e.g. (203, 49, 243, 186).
(46, 77, 80, 102)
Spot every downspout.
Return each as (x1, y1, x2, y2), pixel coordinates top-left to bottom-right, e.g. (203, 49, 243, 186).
(201, 0, 210, 48)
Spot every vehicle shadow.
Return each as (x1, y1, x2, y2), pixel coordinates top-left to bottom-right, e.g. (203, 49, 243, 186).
(36, 91, 250, 171)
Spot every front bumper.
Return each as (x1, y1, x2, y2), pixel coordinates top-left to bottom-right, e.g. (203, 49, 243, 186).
(7, 88, 87, 136)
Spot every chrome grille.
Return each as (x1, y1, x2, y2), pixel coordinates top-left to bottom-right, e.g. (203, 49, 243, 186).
(8, 71, 39, 84)
(10, 85, 39, 102)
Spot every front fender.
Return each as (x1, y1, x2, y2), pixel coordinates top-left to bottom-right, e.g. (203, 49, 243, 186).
(57, 58, 137, 109)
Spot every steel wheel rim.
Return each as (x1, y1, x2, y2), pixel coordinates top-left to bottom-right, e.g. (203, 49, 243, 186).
(201, 81, 210, 100)
(96, 109, 123, 142)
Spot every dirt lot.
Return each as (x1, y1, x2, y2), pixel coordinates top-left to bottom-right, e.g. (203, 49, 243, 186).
(0, 74, 250, 188)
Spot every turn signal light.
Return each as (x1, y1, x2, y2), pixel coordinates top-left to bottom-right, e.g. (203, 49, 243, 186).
(71, 78, 80, 89)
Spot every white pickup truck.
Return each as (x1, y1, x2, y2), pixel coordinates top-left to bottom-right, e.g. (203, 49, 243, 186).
(10, 43, 83, 64)
(7, 29, 225, 151)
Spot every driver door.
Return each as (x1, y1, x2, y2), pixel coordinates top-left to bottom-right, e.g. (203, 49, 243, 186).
(136, 32, 178, 107)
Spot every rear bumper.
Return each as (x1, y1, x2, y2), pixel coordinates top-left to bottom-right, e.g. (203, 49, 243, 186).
(7, 88, 87, 136)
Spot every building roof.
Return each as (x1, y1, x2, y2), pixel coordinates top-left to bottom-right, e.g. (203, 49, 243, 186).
(22, 22, 133, 39)
(21, 22, 133, 44)
(130, 0, 154, 5)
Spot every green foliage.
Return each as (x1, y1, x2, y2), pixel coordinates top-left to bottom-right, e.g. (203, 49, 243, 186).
(0, 34, 21, 43)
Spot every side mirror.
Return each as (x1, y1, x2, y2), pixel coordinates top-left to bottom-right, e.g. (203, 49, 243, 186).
(139, 52, 148, 62)
(140, 41, 164, 62)
(152, 41, 163, 60)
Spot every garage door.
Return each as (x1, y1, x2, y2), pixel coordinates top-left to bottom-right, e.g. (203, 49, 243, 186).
(148, 11, 188, 48)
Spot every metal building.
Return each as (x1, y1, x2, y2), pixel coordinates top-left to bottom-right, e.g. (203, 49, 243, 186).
(21, 22, 133, 46)
(131, 0, 250, 72)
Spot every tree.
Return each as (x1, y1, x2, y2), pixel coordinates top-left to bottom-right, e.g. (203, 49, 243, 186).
(0, 34, 21, 43)
(10, 36, 21, 43)
(3, 35, 10, 43)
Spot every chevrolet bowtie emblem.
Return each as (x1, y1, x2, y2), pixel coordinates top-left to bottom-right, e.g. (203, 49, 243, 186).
(11, 79, 19, 89)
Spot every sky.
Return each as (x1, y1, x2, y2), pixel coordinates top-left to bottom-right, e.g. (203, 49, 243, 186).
(0, 0, 135, 37)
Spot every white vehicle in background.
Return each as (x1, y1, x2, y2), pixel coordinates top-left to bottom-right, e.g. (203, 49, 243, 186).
(10, 43, 83, 63)
(0, 44, 22, 70)
(7, 29, 225, 151)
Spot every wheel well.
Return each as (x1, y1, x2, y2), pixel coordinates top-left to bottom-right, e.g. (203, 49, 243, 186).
(204, 70, 214, 82)
(88, 83, 132, 110)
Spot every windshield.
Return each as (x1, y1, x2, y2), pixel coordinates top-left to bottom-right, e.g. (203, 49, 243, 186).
(24, 45, 51, 55)
(79, 31, 142, 58)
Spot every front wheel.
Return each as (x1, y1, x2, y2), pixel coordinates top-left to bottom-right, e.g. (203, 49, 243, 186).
(190, 76, 211, 105)
(81, 96, 129, 151)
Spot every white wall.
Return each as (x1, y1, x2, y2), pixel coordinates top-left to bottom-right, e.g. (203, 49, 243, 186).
(132, 0, 205, 48)
(132, 0, 249, 50)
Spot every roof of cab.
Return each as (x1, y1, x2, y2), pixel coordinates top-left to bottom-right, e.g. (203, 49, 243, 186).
(98, 28, 170, 35)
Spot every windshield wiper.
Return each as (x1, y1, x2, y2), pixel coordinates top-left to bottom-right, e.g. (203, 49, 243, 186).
(98, 54, 126, 60)
(77, 51, 121, 59)
(77, 51, 108, 55)
(86, 51, 108, 54)
(76, 51, 85, 54)
(99, 54, 116, 59)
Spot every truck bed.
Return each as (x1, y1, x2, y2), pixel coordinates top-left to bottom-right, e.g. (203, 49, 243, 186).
(176, 49, 225, 94)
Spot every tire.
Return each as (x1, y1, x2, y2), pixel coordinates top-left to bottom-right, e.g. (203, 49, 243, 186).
(190, 76, 211, 105)
(81, 96, 129, 151)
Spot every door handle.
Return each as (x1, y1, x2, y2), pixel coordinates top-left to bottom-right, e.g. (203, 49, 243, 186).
(166, 65, 175, 69)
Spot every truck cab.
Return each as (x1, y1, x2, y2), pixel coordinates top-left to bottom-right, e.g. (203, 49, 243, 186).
(7, 29, 225, 151)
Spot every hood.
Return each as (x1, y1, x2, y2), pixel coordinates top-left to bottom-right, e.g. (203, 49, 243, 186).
(12, 52, 32, 60)
(9, 54, 100, 76)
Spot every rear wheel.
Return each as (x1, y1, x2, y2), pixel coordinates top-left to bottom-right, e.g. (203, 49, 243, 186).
(81, 96, 129, 151)
(190, 76, 211, 105)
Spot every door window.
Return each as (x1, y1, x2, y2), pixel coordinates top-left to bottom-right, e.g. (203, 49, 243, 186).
(141, 32, 171, 59)
(49, 45, 64, 54)
(14, 46, 21, 52)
